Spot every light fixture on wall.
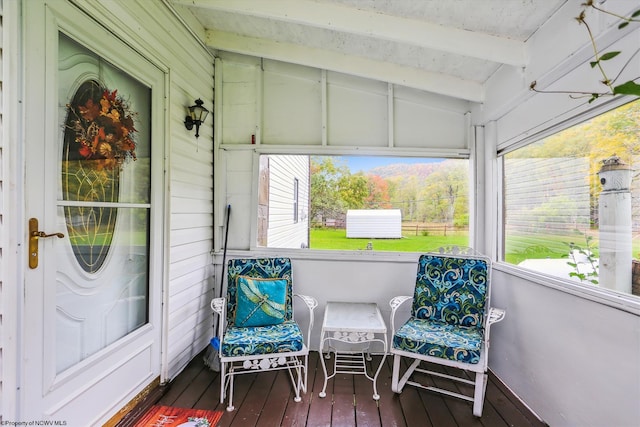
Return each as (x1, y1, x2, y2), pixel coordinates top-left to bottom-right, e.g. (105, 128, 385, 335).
(184, 98, 209, 138)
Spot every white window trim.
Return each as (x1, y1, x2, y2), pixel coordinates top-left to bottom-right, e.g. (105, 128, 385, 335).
(241, 145, 473, 255)
(220, 247, 422, 265)
(497, 96, 635, 156)
(494, 262, 640, 316)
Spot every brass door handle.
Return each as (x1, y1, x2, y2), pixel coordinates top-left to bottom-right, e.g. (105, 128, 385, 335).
(29, 218, 64, 269)
(31, 231, 65, 238)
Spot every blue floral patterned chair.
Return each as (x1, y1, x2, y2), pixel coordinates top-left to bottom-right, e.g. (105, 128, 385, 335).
(389, 253, 505, 417)
(210, 258, 317, 411)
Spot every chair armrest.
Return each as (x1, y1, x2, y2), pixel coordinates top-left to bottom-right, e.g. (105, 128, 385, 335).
(484, 307, 505, 350)
(211, 297, 226, 341)
(389, 295, 412, 334)
(487, 307, 506, 326)
(294, 293, 318, 345)
(211, 297, 225, 316)
(295, 293, 318, 311)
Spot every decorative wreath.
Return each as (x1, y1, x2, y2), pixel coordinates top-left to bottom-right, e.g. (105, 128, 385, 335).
(66, 84, 138, 170)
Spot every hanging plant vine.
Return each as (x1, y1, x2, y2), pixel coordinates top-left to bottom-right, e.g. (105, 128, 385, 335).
(530, 0, 640, 103)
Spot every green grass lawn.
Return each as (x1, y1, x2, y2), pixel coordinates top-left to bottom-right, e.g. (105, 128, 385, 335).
(309, 228, 468, 252)
(310, 227, 640, 261)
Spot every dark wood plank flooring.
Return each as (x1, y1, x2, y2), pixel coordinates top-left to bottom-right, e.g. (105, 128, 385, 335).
(148, 351, 547, 427)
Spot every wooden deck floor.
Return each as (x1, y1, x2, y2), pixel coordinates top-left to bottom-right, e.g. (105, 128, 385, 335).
(134, 351, 547, 427)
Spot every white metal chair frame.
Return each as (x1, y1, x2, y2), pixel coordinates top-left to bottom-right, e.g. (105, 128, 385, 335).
(389, 254, 506, 417)
(211, 293, 317, 411)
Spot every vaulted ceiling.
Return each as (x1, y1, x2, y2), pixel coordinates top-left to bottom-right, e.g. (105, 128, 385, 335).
(170, 0, 569, 103)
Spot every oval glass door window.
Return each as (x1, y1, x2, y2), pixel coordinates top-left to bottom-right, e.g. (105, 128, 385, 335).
(62, 80, 138, 273)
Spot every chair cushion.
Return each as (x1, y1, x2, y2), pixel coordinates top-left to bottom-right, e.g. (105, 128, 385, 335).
(235, 276, 287, 327)
(412, 254, 488, 328)
(392, 318, 484, 364)
(221, 320, 304, 357)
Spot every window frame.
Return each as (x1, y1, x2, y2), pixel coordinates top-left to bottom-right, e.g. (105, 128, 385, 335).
(245, 145, 476, 256)
(495, 96, 640, 313)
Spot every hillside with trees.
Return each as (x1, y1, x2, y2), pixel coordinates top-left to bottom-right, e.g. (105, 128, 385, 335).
(310, 156, 469, 228)
(505, 99, 640, 235)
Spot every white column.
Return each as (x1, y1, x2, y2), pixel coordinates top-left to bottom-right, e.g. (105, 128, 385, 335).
(598, 156, 632, 293)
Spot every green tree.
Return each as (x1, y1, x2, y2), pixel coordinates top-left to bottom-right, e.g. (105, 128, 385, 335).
(418, 161, 468, 224)
(337, 172, 369, 209)
(310, 157, 348, 224)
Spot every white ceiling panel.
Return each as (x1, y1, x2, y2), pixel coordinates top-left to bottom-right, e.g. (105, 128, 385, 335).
(170, 0, 570, 102)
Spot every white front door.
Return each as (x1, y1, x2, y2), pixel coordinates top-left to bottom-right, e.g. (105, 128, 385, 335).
(22, 2, 165, 424)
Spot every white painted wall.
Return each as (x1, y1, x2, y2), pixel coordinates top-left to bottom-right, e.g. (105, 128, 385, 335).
(218, 52, 471, 150)
(490, 266, 640, 427)
(216, 52, 473, 254)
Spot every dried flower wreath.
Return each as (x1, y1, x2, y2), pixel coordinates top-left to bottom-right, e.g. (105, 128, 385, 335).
(66, 84, 138, 170)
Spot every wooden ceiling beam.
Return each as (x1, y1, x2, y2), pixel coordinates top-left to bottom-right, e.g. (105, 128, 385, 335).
(205, 29, 483, 103)
(177, 0, 527, 67)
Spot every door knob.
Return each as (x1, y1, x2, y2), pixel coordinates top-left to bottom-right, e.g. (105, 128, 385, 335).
(28, 218, 64, 269)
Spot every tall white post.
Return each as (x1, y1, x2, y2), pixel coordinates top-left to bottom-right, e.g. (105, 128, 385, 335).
(598, 156, 633, 293)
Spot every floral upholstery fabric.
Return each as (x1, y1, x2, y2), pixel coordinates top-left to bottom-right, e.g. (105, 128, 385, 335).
(393, 254, 490, 364)
(227, 258, 293, 327)
(392, 318, 484, 363)
(221, 320, 304, 357)
(411, 254, 488, 327)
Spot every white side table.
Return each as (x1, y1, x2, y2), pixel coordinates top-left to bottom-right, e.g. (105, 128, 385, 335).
(318, 301, 388, 400)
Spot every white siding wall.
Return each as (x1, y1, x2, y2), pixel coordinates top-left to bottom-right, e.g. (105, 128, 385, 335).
(71, 0, 215, 380)
(0, 1, 5, 419)
(267, 155, 309, 249)
(0, 0, 20, 421)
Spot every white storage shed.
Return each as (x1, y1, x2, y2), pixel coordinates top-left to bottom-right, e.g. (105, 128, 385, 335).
(346, 209, 402, 238)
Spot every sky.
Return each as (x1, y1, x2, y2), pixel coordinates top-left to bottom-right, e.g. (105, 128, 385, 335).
(341, 156, 443, 173)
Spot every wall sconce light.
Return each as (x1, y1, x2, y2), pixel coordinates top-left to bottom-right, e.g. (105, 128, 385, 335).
(184, 98, 209, 138)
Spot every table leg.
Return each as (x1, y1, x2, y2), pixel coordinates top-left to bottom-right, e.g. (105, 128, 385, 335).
(318, 334, 329, 398)
(370, 334, 388, 400)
